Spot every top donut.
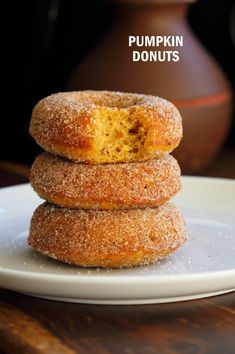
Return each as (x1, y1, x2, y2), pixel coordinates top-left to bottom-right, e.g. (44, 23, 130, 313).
(29, 90, 182, 164)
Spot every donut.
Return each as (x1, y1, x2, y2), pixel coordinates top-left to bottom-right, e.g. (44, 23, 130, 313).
(31, 153, 181, 210)
(29, 91, 182, 163)
(28, 202, 187, 268)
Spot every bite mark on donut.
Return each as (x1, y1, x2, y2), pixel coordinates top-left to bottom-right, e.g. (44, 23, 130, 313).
(93, 108, 148, 163)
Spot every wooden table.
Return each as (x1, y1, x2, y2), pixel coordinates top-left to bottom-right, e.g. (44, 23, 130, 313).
(0, 150, 235, 354)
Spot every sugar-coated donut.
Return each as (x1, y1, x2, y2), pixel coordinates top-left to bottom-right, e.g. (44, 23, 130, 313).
(28, 202, 187, 268)
(29, 91, 182, 163)
(31, 153, 181, 210)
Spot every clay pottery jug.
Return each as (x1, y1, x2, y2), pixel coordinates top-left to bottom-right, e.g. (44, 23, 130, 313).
(69, 0, 232, 173)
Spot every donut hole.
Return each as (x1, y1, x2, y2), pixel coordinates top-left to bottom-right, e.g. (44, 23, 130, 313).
(94, 108, 147, 163)
(75, 91, 143, 109)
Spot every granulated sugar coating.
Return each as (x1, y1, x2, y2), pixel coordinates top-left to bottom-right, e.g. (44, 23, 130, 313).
(31, 152, 181, 210)
(28, 202, 187, 268)
(29, 90, 182, 163)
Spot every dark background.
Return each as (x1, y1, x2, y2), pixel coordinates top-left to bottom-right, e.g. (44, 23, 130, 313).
(1, 0, 235, 165)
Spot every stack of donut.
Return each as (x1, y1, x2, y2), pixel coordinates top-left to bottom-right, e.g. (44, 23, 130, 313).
(28, 91, 187, 268)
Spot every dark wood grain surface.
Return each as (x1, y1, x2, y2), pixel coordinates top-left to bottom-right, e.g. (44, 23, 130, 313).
(0, 150, 235, 354)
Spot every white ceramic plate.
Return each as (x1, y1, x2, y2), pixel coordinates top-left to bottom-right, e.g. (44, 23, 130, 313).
(0, 177, 235, 305)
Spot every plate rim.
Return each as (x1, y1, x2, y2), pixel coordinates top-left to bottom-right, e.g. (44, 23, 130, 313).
(1, 265, 235, 283)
